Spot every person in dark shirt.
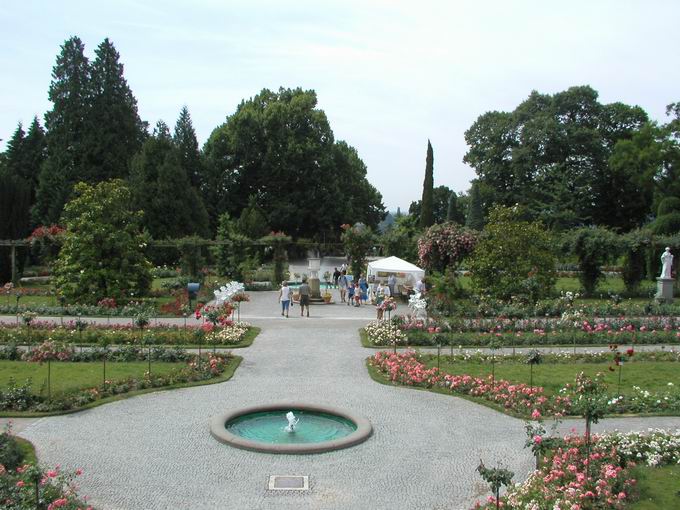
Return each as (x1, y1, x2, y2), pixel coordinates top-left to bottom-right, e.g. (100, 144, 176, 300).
(298, 278, 311, 317)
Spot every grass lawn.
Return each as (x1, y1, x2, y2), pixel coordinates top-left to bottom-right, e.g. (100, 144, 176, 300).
(0, 360, 185, 396)
(629, 465, 680, 509)
(421, 356, 680, 395)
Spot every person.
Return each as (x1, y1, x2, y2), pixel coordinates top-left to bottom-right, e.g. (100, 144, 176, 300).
(387, 274, 397, 297)
(359, 275, 368, 303)
(375, 282, 386, 319)
(298, 278, 311, 317)
(353, 282, 362, 307)
(415, 278, 425, 295)
(346, 278, 354, 306)
(340, 262, 347, 273)
(333, 267, 341, 288)
(278, 281, 291, 318)
(338, 271, 348, 302)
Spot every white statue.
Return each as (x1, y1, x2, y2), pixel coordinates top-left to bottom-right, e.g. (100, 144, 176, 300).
(284, 411, 299, 433)
(661, 247, 674, 279)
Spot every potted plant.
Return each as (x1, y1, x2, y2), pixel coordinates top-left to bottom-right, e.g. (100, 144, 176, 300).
(322, 289, 332, 303)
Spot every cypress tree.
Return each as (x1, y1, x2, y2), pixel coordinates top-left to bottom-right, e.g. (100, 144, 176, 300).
(420, 140, 434, 228)
(86, 38, 146, 182)
(34, 36, 91, 225)
(466, 181, 485, 230)
(447, 191, 465, 224)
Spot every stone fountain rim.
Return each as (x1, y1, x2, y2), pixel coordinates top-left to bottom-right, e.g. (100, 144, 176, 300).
(209, 401, 373, 454)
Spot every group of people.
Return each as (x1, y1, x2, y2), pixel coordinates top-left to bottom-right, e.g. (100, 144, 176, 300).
(277, 264, 425, 318)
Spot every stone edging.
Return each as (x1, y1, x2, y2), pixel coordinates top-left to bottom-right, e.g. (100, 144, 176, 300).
(209, 401, 373, 454)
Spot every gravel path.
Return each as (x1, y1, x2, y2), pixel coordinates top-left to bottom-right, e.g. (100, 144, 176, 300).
(8, 292, 680, 509)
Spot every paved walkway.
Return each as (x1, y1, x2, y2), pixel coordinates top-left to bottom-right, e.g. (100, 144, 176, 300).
(6, 292, 680, 509)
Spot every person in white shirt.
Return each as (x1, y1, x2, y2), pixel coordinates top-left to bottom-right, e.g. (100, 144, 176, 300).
(279, 281, 291, 318)
(415, 278, 425, 295)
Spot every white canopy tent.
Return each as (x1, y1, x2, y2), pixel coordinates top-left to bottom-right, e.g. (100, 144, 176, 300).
(366, 256, 425, 285)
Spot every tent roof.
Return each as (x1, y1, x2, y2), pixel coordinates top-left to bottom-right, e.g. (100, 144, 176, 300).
(367, 256, 425, 275)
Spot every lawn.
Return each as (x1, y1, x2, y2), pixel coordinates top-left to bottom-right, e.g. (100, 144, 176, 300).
(0, 360, 185, 396)
(628, 465, 680, 509)
(421, 356, 680, 395)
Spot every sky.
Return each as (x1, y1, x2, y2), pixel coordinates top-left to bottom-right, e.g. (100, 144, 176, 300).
(2, 0, 679, 211)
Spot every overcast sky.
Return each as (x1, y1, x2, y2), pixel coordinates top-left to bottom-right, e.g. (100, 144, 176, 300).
(2, 0, 679, 211)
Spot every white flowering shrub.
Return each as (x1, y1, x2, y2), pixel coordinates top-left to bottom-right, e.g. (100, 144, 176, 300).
(364, 320, 406, 346)
(207, 321, 251, 344)
(597, 429, 680, 466)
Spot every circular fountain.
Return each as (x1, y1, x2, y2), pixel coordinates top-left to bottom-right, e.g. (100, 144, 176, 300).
(210, 402, 372, 454)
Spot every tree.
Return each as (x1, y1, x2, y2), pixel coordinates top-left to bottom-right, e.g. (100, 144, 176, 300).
(203, 87, 384, 238)
(380, 214, 421, 264)
(34, 36, 92, 225)
(409, 185, 454, 224)
(419, 140, 434, 228)
(129, 123, 209, 239)
(464, 86, 648, 230)
(86, 38, 146, 183)
(21, 118, 47, 199)
(446, 191, 465, 224)
(465, 181, 485, 230)
(53, 180, 152, 303)
(341, 223, 375, 277)
(0, 170, 32, 282)
(468, 206, 557, 302)
(651, 197, 680, 235)
(237, 195, 269, 239)
(173, 105, 203, 188)
(213, 212, 250, 278)
(564, 226, 620, 296)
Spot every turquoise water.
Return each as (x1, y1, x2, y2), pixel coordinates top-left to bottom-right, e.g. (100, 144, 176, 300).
(226, 410, 357, 444)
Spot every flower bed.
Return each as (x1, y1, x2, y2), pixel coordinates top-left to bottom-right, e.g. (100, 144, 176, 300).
(400, 315, 680, 334)
(369, 351, 680, 416)
(474, 429, 680, 510)
(369, 351, 571, 417)
(0, 321, 254, 347)
(0, 353, 234, 413)
(1, 423, 92, 509)
(400, 329, 679, 348)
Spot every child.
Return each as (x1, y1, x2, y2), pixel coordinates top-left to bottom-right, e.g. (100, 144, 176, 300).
(347, 282, 354, 306)
(353, 282, 361, 307)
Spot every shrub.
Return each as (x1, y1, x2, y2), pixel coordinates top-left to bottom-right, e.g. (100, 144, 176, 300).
(657, 196, 680, 216)
(564, 226, 620, 296)
(469, 206, 556, 302)
(417, 221, 477, 273)
(53, 180, 152, 304)
(0, 429, 25, 470)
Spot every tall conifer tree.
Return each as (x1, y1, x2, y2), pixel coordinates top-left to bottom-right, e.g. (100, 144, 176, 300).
(129, 121, 209, 239)
(173, 106, 203, 188)
(34, 36, 91, 225)
(86, 38, 146, 182)
(420, 140, 434, 228)
(466, 181, 485, 230)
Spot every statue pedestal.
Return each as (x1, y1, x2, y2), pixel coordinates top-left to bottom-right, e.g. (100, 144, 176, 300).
(655, 277, 674, 304)
(309, 277, 323, 302)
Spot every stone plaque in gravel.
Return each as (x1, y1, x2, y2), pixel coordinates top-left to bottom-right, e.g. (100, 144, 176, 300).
(268, 475, 309, 491)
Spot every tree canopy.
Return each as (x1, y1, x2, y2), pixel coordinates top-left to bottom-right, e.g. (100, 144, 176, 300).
(464, 86, 649, 230)
(203, 87, 384, 239)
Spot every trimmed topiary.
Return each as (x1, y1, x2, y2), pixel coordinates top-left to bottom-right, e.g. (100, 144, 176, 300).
(657, 197, 680, 217)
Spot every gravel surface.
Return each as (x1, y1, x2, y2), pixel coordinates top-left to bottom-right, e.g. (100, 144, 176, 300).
(7, 292, 680, 509)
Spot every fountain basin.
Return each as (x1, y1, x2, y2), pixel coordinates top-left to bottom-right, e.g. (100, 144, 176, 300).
(210, 402, 372, 454)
